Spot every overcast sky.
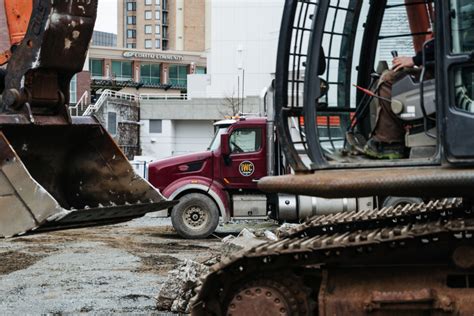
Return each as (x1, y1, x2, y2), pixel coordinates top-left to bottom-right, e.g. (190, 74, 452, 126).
(96, 0, 118, 34)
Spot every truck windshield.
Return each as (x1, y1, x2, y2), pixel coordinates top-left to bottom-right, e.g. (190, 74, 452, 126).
(208, 126, 229, 151)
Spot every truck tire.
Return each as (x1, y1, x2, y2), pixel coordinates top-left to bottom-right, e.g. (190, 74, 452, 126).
(171, 193, 219, 239)
(383, 196, 423, 208)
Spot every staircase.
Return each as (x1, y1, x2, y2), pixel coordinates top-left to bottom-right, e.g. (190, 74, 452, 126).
(68, 91, 90, 116)
(82, 89, 139, 116)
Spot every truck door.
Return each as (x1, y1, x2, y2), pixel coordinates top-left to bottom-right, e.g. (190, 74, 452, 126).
(221, 127, 267, 189)
(442, 0, 474, 163)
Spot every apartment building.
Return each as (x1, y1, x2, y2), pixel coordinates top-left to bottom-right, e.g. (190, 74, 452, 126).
(117, 0, 207, 52)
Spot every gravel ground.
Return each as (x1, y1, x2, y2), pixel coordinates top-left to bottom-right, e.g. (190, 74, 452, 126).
(0, 216, 226, 315)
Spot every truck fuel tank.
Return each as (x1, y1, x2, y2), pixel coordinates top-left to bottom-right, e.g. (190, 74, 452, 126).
(277, 194, 373, 221)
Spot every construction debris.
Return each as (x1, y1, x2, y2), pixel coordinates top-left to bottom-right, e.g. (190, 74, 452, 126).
(156, 259, 210, 313)
(156, 226, 282, 313)
(276, 223, 301, 237)
(221, 228, 269, 257)
(264, 230, 278, 241)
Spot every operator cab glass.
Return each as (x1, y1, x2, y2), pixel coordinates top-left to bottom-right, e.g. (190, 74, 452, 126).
(273, 0, 474, 171)
(318, 0, 437, 165)
(450, 0, 474, 113)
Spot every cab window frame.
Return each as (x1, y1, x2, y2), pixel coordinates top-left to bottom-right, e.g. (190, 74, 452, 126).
(228, 127, 263, 155)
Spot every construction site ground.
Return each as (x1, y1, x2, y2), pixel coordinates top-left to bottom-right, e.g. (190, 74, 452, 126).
(0, 215, 276, 314)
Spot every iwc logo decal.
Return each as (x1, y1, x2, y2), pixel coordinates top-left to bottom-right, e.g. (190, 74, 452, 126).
(239, 161, 255, 177)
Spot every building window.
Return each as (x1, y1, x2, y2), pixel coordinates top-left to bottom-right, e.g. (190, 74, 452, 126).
(145, 25, 152, 34)
(89, 59, 104, 78)
(149, 120, 162, 134)
(163, 11, 168, 24)
(145, 11, 152, 20)
(140, 63, 161, 86)
(145, 39, 152, 49)
(155, 11, 161, 20)
(169, 65, 188, 87)
(69, 74, 77, 104)
(112, 61, 133, 81)
(155, 25, 161, 35)
(145, 0, 152, 5)
(155, 39, 161, 49)
(195, 66, 207, 75)
(92, 31, 117, 47)
(155, 0, 161, 5)
(127, 2, 136, 11)
(127, 16, 136, 25)
(126, 43, 136, 49)
(108, 112, 117, 135)
(127, 29, 136, 38)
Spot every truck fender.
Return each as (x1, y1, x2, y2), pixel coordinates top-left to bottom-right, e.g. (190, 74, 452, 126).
(162, 176, 213, 199)
(209, 181, 231, 222)
(164, 180, 230, 222)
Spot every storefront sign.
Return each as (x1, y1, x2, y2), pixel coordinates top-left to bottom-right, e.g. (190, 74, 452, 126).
(122, 51, 184, 61)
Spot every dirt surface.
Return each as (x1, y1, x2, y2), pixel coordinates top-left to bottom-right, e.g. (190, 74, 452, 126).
(0, 216, 224, 315)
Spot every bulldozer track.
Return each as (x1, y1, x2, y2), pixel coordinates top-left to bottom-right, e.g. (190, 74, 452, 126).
(282, 198, 464, 238)
(191, 198, 474, 315)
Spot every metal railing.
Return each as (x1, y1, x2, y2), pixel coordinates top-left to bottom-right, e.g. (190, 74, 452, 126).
(83, 89, 139, 116)
(81, 90, 192, 117)
(69, 91, 89, 116)
(140, 93, 188, 100)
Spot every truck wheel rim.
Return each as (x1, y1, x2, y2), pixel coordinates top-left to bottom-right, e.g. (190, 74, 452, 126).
(183, 206, 208, 229)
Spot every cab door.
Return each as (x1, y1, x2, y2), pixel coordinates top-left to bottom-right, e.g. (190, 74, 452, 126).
(221, 126, 267, 189)
(441, 0, 474, 163)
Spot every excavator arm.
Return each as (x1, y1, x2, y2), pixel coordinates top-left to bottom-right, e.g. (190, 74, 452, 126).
(0, 0, 32, 66)
(0, 0, 175, 237)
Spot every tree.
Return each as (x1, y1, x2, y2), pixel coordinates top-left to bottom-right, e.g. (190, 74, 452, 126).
(220, 91, 240, 117)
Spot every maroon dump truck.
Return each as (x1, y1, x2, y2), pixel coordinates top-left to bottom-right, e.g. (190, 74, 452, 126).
(148, 112, 415, 238)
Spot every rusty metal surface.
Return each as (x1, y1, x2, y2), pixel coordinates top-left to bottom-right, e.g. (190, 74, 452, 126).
(320, 268, 474, 315)
(0, 0, 175, 237)
(226, 275, 313, 316)
(258, 167, 474, 198)
(0, 122, 176, 237)
(281, 198, 463, 238)
(0, 131, 63, 237)
(2, 0, 96, 119)
(191, 200, 474, 315)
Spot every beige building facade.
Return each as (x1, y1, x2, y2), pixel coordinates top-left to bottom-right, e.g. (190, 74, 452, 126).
(88, 46, 207, 94)
(117, 0, 207, 52)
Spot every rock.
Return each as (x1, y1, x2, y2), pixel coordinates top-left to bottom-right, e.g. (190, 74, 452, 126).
(156, 259, 210, 313)
(202, 256, 220, 266)
(239, 228, 256, 239)
(264, 230, 278, 241)
(222, 235, 235, 243)
(276, 223, 301, 237)
(220, 229, 268, 257)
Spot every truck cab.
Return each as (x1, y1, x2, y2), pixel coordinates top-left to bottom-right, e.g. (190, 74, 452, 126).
(148, 117, 270, 238)
(149, 113, 379, 238)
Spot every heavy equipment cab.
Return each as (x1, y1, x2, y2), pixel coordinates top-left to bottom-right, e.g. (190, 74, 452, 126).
(192, 1, 474, 315)
(275, 0, 474, 173)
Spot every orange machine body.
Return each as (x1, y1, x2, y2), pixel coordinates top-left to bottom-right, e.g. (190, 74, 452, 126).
(1, 0, 33, 65)
(405, 0, 434, 53)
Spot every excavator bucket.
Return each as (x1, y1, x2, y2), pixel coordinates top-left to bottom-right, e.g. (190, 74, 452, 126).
(0, 118, 176, 237)
(0, 0, 175, 237)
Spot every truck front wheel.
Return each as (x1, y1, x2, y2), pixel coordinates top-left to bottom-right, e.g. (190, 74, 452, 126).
(171, 193, 219, 239)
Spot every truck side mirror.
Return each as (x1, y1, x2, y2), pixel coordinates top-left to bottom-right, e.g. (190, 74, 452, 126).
(221, 134, 230, 156)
